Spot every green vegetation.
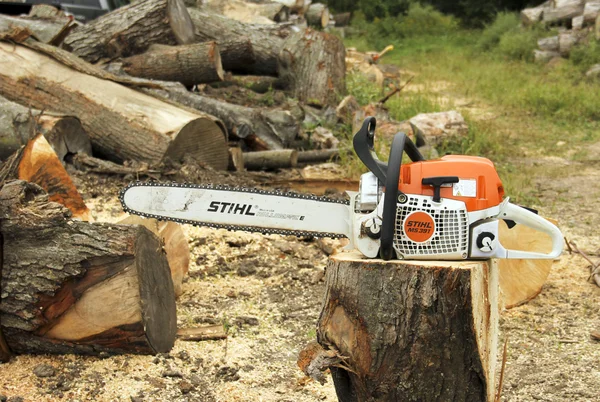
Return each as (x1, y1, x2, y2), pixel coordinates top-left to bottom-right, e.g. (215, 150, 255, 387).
(342, 7, 600, 203)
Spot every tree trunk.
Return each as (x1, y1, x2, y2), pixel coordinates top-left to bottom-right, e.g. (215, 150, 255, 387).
(115, 215, 190, 298)
(296, 148, 339, 164)
(305, 3, 329, 28)
(0, 42, 228, 169)
(122, 42, 224, 86)
(243, 149, 298, 170)
(498, 219, 557, 309)
(63, 0, 196, 63)
(0, 95, 91, 161)
(0, 134, 90, 221)
(187, 7, 293, 75)
(278, 28, 345, 107)
(142, 82, 298, 149)
(0, 14, 73, 45)
(334, 12, 351, 27)
(315, 251, 499, 402)
(0, 180, 177, 355)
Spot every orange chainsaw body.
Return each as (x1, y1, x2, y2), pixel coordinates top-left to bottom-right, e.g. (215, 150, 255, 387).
(398, 155, 505, 212)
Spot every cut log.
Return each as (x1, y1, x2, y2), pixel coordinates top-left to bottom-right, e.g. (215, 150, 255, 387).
(534, 49, 561, 63)
(0, 95, 91, 161)
(296, 148, 340, 164)
(0, 14, 74, 45)
(559, 30, 579, 55)
(498, 219, 558, 309)
(538, 35, 559, 51)
(142, 82, 297, 149)
(521, 2, 549, 26)
(0, 134, 90, 221)
(305, 3, 329, 28)
(222, 75, 284, 94)
(63, 0, 196, 63)
(228, 147, 245, 171)
(188, 7, 293, 75)
(0, 180, 177, 355)
(0, 42, 228, 169)
(244, 149, 298, 170)
(333, 12, 351, 27)
(543, 0, 584, 24)
(278, 28, 346, 107)
(122, 42, 224, 86)
(115, 215, 190, 298)
(315, 251, 498, 401)
(584, 1, 600, 24)
(202, 0, 290, 23)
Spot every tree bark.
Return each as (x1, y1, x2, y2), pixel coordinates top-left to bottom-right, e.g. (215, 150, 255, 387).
(334, 12, 351, 27)
(115, 215, 189, 298)
(187, 7, 293, 76)
(0, 134, 90, 221)
(202, 0, 290, 23)
(543, 0, 584, 24)
(278, 28, 345, 107)
(0, 42, 228, 169)
(142, 82, 298, 149)
(63, 0, 196, 63)
(305, 3, 329, 28)
(0, 14, 73, 45)
(296, 148, 339, 164)
(122, 42, 225, 86)
(0, 180, 177, 355)
(315, 251, 499, 402)
(0, 95, 91, 161)
(243, 149, 298, 170)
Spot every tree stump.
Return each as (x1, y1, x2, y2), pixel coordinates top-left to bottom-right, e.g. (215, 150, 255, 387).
(0, 180, 177, 356)
(316, 251, 499, 402)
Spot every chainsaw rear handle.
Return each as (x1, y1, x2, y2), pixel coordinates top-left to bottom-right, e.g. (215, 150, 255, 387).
(497, 201, 563, 259)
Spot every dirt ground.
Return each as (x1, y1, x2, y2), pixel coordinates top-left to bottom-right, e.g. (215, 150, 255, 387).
(0, 118, 599, 401)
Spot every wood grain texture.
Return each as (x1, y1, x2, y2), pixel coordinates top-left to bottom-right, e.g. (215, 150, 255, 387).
(317, 251, 498, 402)
(0, 180, 177, 355)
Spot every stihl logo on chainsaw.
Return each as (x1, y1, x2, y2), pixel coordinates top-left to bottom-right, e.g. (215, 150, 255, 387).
(403, 211, 436, 243)
(208, 201, 256, 216)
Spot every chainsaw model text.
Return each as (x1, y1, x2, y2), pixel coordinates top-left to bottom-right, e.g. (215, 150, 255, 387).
(120, 117, 563, 261)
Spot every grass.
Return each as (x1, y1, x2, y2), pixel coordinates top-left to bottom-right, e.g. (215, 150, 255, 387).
(342, 13, 600, 203)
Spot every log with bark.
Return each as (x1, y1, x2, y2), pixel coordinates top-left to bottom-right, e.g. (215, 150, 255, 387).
(202, 0, 290, 23)
(142, 82, 298, 149)
(63, 0, 196, 63)
(0, 13, 74, 45)
(0, 180, 177, 355)
(543, 0, 584, 24)
(305, 3, 329, 28)
(333, 12, 351, 27)
(115, 215, 190, 298)
(0, 95, 91, 161)
(212, 75, 284, 94)
(312, 251, 499, 401)
(0, 42, 229, 169)
(278, 28, 346, 107)
(228, 147, 245, 171)
(187, 7, 293, 76)
(0, 134, 90, 220)
(243, 149, 298, 170)
(122, 42, 225, 86)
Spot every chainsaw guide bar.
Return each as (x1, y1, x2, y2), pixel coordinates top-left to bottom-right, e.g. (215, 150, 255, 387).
(120, 181, 351, 239)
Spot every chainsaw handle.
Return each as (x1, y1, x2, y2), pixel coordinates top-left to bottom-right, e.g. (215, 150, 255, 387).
(497, 201, 563, 259)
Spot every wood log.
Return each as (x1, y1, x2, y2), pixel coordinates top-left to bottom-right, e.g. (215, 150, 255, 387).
(315, 251, 499, 401)
(219, 75, 284, 94)
(538, 35, 559, 51)
(0, 95, 91, 161)
(116, 215, 190, 298)
(305, 3, 329, 28)
(584, 0, 600, 24)
(333, 12, 351, 27)
(543, 0, 584, 24)
(228, 147, 245, 171)
(0, 180, 177, 355)
(202, 0, 290, 23)
(188, 7, 293, 76)
(63, 0, 196, 63)
(559, 30, 579, 55)
(0, 14, 73, 45)
(243, 149, 298, 170)
(0, 42, 228, 169)
(498, 219, 558, 309)
(278, 28, 346, 107)
(0, 134, 90, 221)
(296, 148, 339, 164)
(122, 42, 224, 86)
(177, 325, 227, 341)
(142, 82, 297, 149)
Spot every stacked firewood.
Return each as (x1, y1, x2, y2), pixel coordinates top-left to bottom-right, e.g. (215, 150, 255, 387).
(0, 0, 346, 360)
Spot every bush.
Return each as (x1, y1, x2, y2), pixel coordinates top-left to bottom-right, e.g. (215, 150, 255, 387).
(569, 39, 600, 72)
(476, 12, 520, 51)
(497, 29, 539, 61)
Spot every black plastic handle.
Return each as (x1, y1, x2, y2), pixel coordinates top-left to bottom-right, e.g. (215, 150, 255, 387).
(352, 117, 388, 183)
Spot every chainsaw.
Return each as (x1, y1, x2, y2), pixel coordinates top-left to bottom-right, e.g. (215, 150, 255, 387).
(120, 117, 563, 261)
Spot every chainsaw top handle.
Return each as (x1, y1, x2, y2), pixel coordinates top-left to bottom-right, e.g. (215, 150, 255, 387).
(352, 117, 425, 260)
(353, 117, 424, 184)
